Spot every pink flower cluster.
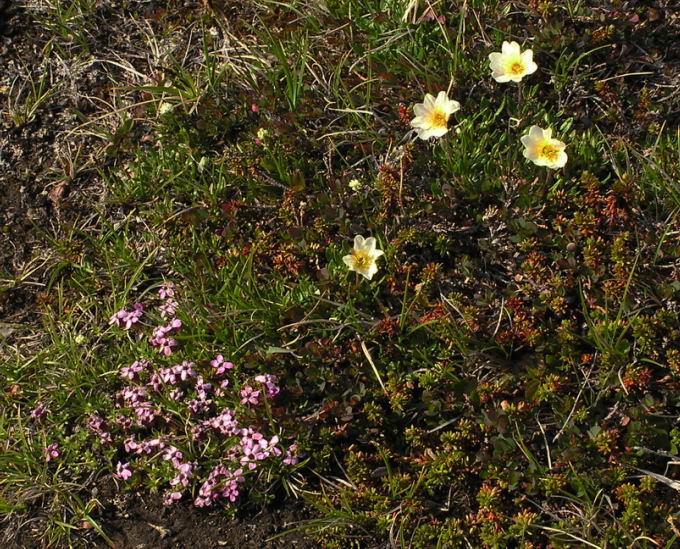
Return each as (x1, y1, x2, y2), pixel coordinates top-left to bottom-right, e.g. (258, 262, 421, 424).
(30, 401, 48, 421)
(116, 461, 132, 480)
(120, 359, 149, 380)
(150, 318, 181, 356)
(255, 374, 280, 398)
(240, 374, 279, 405)
(194, 465, 245, 507)
(239, 429, 281, 470)
(44, 443, 60, 462)
(87, 413, 112, 443)
(109, 303, 144, 330)
(117, 385, 157, 426)
(100, 282, 302, 509)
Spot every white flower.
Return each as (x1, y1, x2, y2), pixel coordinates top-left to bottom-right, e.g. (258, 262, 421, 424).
(158, 102, 175, 115)
(342, 235, 384, 280)
(520, 125, 568, 169)
(488, 41, 538, 83)
(348, 179, 362, 191)
(410, 91, 460, 140)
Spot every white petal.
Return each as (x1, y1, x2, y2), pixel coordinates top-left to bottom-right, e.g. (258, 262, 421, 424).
(445, 100, 460, 115)
(491, 70, 510, 83)
(371, 249, 384, 259)
(524, 146, 540, 162)
(529, 126, 545, 140)
(552, 151, 568, 168)
(488, 52, 502, 64)
(363, 237, 376, 252)
(410, 116, 428, 129)
(423, 93, 435, 108)
(413, 104, 427, 117)
(342, 255, 354, 269)
(502, 41, 520, 56)
(525, 60, 538, 75)
(435, 91, 448, 105)
(366, 263, 378, 280)
(520, 135, 533, 147)
(353, 235, 365, 249)
(543, 127, 553, 140)
(428, 126, 449, 138)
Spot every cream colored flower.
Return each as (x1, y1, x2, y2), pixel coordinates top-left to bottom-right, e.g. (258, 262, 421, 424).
(158, 102, 175, 115)
(342, 235, 384, 280)
(488, 41, 538, 83)
(348, 179, 362, 191)
(410, 91, 460, 140)
(520, 125, 568, 169)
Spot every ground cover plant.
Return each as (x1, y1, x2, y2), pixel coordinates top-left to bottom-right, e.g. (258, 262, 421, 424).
(1, 0, 679, 547)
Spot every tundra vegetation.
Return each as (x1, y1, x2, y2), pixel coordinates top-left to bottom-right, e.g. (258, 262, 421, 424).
(1, 0, 679, 547)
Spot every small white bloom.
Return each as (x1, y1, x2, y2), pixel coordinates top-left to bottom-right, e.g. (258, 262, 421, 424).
(158, 102, 175, 115)
(257, 128, 269, 140)
(342, 235, 384, 280)
(348, 179, 362, 191)
(410, 91, 460, 140)
(488, 41, 538, 83)
(520, 125, 568, 169)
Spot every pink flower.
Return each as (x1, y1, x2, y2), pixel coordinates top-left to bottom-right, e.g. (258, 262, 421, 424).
(109, 304, 144, 330)
(195, 376, 212, 400)
(149, 319, 181, 355)
(163, 491, 183, 506)
(239, 386, 260, 405)
(30, 402, 48, 421)
(120, 360, 144, 380)
(172, 361, 196, 381)
(148, 373, 162, 391)
(209, 409, 238, 436)
(210, 354, 233, 375)
(87, 414, 112, 443)
(116, 414, 132, 430)
(124, 436, 139, 453)
(255, 374, 280, 398)
(188, 399, 210, 415)
(44, 443, 60, 462)
(159, 298, 178, 318)
(283, 444, 300, 466)
(158, 281, 175, 300)
(160, 367, 177, 385)
(116, 461, 132, 481)
(162, 446, 184, 467)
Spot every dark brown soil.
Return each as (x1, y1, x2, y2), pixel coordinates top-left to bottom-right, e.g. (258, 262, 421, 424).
(7, 478, 314, 549)
(90, 480, 313, 549)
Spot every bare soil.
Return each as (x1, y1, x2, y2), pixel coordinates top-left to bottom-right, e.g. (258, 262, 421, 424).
(7, 478, 313, 549)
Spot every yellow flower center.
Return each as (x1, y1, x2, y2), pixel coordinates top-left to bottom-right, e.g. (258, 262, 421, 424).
(540, 143, 558, 162)
(428, 109, 447, 128)
(509, 62, 525, 75)
(352, 251, 370, 269)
